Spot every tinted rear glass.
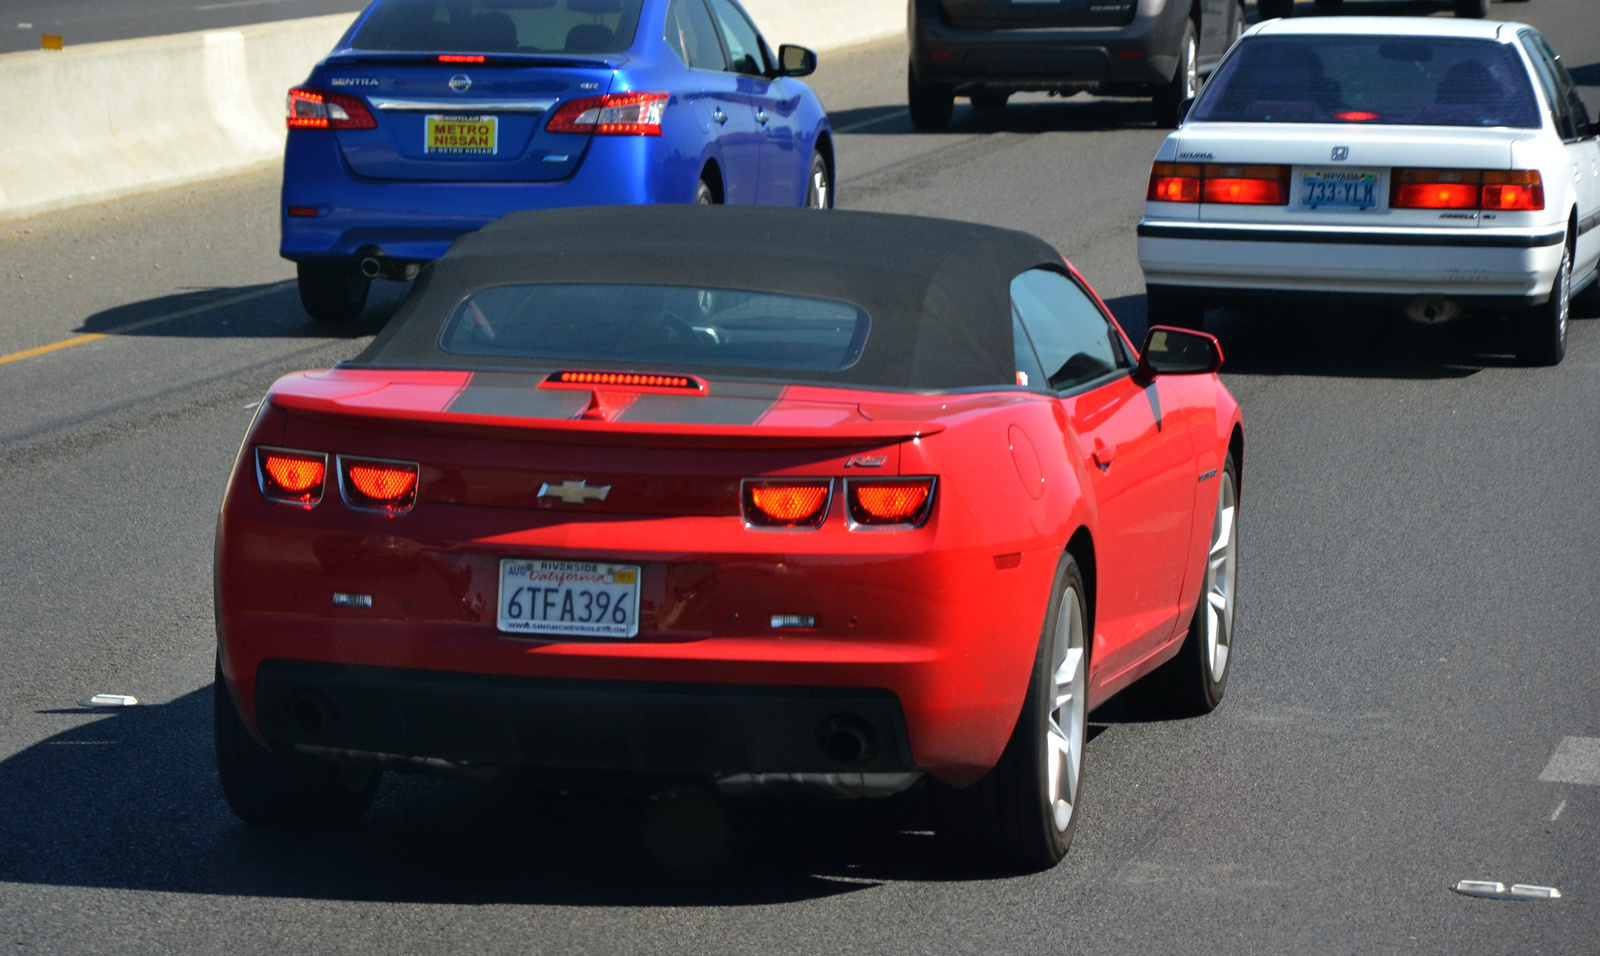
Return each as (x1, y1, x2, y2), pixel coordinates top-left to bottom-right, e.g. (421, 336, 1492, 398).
(352, 0, 645, 55)
(439, 284, 870, 372)
(1193, 36, 1540, 128)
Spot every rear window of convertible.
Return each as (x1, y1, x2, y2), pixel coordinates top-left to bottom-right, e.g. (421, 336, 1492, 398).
(438, 284, 871, 372)
(1192, 36, 1540, 128)
(352, 0, 645, 55)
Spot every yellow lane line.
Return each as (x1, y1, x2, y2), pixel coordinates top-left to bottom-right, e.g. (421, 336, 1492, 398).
(0, 281, 296, 368)
(0, 334, 108, 366)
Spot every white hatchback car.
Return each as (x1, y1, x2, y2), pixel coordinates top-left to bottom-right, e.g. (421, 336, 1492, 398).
(1137, 17, 1600, 365)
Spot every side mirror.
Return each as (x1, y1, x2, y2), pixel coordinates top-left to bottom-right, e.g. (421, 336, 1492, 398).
(776, 44, 816, 78)
(1136, 326, 1223, 379)
(1176, 96, 1195, 124)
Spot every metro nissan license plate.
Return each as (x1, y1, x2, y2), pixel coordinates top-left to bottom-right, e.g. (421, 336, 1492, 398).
(498, 559, 639, 637)
(1301, 169, 1379, 209)
(425, 114, 497, 155)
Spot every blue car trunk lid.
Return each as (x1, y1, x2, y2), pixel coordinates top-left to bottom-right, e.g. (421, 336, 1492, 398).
(316, 57, 615, 183)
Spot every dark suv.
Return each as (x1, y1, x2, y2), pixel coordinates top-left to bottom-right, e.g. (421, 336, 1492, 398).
(907, 0, 1246, 129)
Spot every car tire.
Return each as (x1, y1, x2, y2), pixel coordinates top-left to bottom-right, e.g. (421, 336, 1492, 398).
(694, 177, 718, 205)
(908, 64, 954, 131)
(1146, 288, 1207, 330)
(296, 261, 369, 324)
(1518, 237, 1571, 366)
(1154, 20, 1198, 129)
(214, 663, 381, 827)
(1313, 0, 1341, 11)
(804, 150, 832, 209)
(1257, 0, 1294, 18)
(937, 553, 1088, 870)
(1125, 453, 1239, 717)
(1454, 0, 1487, 17)
(970, 91, 1008, 112)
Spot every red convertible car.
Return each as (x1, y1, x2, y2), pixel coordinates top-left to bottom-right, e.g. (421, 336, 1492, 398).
(214, 206, 1243, 869)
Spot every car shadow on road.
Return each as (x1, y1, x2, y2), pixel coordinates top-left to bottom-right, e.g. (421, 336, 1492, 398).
(1103, 293, 1541, 380)
(0, 688, 1075, 904)
(828, 97, 1169, 137)
(73, 279, 407, 341)
(1569, 62, 1600, 87)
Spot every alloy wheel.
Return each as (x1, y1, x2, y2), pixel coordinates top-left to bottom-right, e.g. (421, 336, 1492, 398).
(1557, 244, 1571, 349)
(1183, 34, 1199, 100)
(1046, 585, 1087, 832)
(1204, 472, 1238, 683)
(806, 160, 830, 209)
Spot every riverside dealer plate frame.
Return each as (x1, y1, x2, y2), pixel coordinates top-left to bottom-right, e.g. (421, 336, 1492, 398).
(497, 558, 640, 638)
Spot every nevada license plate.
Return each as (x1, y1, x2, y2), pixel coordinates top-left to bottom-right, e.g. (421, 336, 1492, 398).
(1301, 169, 1380, 209)
(425, 114, 497, 155)
(498, 559, 640, 638)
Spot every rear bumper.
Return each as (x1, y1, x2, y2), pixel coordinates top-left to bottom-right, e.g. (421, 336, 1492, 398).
(909, 0, 1185, 91)
(1138, 220, 1566, 304)
(254, 660, 917, 775)
(279, 131, 691, 264)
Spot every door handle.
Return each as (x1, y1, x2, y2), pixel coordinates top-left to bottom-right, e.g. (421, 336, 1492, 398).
(1092, 439, 1115, 470)
(755, 109, 769, 125)
(712, 108, 728, 125)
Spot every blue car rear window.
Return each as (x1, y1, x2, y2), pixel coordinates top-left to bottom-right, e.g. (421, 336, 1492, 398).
(1192, 36, 1540, 128)
(352, 0, 645, 55)
(439, 284, 871, 372)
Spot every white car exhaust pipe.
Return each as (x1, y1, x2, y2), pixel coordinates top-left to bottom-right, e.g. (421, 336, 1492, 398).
(1406, 296, 1461, 325)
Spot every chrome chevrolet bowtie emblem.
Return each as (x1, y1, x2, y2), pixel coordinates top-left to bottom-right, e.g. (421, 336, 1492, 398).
(538, 479, 610, 504)
(1331, 146, 1349, 161)
(449, 73, 471, 93)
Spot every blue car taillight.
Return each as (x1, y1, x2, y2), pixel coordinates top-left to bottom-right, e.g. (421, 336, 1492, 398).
(286, 88, 377, 131)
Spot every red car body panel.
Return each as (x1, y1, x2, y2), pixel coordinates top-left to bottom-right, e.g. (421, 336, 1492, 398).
(217, 354, 1241, 786)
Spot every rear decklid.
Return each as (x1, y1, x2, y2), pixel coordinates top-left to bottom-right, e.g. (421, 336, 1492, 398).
(936, 0, 1136, 30)
(313, 54, 615, 183)
(262, 369, 956, 519)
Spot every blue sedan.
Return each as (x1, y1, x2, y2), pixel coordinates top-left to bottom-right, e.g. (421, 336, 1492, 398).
(280, 0, 832, 321)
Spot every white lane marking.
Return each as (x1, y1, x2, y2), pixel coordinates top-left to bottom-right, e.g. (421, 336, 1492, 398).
(1550, 800, 1566, 823)
(194, 0, 291, 10)
(1539, 736, 1600, 786)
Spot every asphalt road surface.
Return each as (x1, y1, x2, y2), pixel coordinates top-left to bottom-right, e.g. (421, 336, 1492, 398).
(0, 0, 366, 54)
(2, 1, 1598, 952)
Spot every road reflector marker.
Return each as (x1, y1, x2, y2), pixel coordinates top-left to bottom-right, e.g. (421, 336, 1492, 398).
(79, 694, 138, 707)
(1538, 736, 1600, 786)
(41, 34, 61, 50)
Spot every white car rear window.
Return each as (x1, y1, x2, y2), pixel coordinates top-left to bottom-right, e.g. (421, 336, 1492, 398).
(1193, 36, 1540, 129)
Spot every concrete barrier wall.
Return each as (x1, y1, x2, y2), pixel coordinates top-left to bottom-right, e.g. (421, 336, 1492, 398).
(0, 2, 902, 224)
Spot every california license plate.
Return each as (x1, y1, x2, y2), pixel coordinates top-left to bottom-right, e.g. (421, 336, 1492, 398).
(497, 559, 640, 638)
(1301, 169, 1380, 208)
(425, 114, 497, 155)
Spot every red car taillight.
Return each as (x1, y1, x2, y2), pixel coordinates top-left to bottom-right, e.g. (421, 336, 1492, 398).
(846, 478, 935, 528)
(1201, 165, 1289, 205)
(545, 92, 669, 136)
(1391, 168, 1544, 212)
(1147, 162, 1201, 202)
(1481, 170, 1545, 211)
(286, 88, 377, 130)
(1148, 163, 1289, 205)
(338, 456, 419, 514)
(256, 447, 326, 507)
(742, 480, 831, 529)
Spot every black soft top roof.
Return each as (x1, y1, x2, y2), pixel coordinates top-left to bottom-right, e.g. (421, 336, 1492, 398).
(348, 205, 1066, 391)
